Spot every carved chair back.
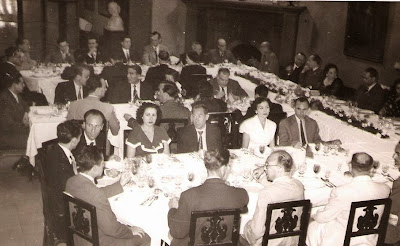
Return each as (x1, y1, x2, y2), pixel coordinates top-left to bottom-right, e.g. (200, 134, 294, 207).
(207, 112, 240, 149)
(158, 118, 189, 143)
(262, 199, 311, 246)
(63, 192, 99, 246)
(188, 209, 241, 246)
(343, 198, 391, 246)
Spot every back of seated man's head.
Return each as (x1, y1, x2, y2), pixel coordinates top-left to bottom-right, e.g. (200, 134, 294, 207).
(197, 80, 213, 99)
(4, 72, 23, 90)
(159, 81, 179, 100)
(351, 152, 373, 175)
(265, 150, 294, 181)
(57, 120, 82, 144)
(83, 109, 105, 141)
(76, 145, 104, 173)
(159, 50, 170, 62)
(255, 85, 269, 98)
(86, 76, 103, 94)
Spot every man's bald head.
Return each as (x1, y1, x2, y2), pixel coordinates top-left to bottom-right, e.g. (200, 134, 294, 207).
(217, 39, 227, 52)
(351, 152, 373, 174)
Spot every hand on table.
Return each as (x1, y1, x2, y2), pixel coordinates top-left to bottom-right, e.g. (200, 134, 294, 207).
(119, 172, 131, 186)
(124, 114, 133, 121)
(168, 197, 179, 209)
(130, 226, 145, 237)
(252, 166, 265, 180)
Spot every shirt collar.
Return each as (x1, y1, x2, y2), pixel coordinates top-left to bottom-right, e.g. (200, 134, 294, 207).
(272, 176, 292, 184)
(58, 143, 74, 164)
(196, 124, 206, 132)
(122, 47, 129, 52)
(312, 66, 319, 72)
(80, 173, 95, 184)
(6, 61, 16, 67)
(353, 175, 372, 182)
(8, 89, 19, 102)
(367, 83, 377, 92)
(84, 132, 96, 145)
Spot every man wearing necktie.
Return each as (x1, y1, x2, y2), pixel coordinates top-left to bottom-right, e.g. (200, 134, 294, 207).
(177, 104, 222, 153)
(278, 97, 322, 148)
(142, 31, 170, 66)
(45, 120, 82, 241)
(210, 68, 249, 102)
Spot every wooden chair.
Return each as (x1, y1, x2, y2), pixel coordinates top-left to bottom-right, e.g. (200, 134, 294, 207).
(63, 192, 99, 246)
(343, 198, 392, 246)
(188, 209, 241, 246)
(158, 118, 189, 143)
(207, 112, 240, 149)
(262, 200, 311, 246)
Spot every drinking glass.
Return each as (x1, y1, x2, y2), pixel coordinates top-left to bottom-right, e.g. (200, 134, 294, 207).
(298, 164, 306, 177)
(382, 164, 389, 176)
(242, 169, 251, 182)
(145, 154, 152, 164)
(313, 164, 321, 175)
(187, 172, 195, 182)
(259, 145, 265, 155)
(148, 177, 155, 188)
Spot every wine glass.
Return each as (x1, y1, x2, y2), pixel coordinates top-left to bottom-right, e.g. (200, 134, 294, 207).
(148, 177, 155, 188)
(324, 170, 331, 179)
(259, 145, 265, 155)
(323, 145, 330, 156)
(242, 169, 251, 182)
(382, 164, 390, 176)
(187, 172, 195, 182)
(313, 164, 321, 176)
(145, 154, 152, 164)
(298, 164, 306, 177)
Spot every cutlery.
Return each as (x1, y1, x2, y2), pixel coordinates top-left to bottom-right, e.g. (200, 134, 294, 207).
(321, 177, 336, 187)
(381, 172, 395, 182)
(148, 196, 158, 206)
(140, 195, 154, 206)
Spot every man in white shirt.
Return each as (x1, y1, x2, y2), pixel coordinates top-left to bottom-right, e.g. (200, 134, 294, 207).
(241, 150, 304, 246)
(65, 145, 151, 246)
(307, 152, 391, 246)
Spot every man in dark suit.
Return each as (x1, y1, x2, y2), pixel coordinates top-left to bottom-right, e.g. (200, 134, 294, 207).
(0, 46, 24, 91)
(54, 64, 90, 104)
(111, 36, 138, 64)
(107, 64, 153, 103)
(278, 97, 322, 147)
(142, 31, 169, 66)
(281, 52, 307, 84)
(180, 51, 207, 98)
(66, 146, 151, 246)
(168, 148, 249, 246)
(205, 38, 238, 64)
(144, 50, 171, 91)
(355, 67, 386, 114)
(210, 67, 249, 101)
(75, 36, 104, 64)
(45, 120, 82, 240)
(45, 37, 75, 64)
(73, 109, 107, 156)
(177, 104, 222, 153)
(0, 72, 29, 149)
(299, 54, 324, 90)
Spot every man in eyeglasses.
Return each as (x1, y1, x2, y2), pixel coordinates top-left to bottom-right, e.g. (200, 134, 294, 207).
(241, 150, 304, 246)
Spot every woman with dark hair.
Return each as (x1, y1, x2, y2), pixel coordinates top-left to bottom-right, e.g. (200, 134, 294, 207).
(239, 97, 276, 149)
(379, 79, 400, 117)
(320, 63, 345, 98)
(168, 148, 249, 246)
(193, 79, 227, 113)
(126, 102, 170, 157)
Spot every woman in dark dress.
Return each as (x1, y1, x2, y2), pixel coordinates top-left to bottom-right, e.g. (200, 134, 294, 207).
(379, 79, 400, 117)
(126, 103, 170, 157)
(320, 63, 345, 98)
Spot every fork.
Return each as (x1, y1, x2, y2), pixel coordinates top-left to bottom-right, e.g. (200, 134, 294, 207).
(148, 196, 158, 206)
(321, 177, 336, 188)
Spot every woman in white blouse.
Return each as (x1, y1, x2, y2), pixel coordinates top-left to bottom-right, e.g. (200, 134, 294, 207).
(239, 97, 277, 150)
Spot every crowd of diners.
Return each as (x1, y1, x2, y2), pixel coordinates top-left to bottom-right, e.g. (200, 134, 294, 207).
(1, 23, 400, 246)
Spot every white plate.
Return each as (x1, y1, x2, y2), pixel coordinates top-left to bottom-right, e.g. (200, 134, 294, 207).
(35, 108, 56, 115)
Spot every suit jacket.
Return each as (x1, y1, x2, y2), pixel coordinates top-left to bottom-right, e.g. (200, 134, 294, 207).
(355, 83, 386, 114)
(195, 98, 227, 113)
(106, 80, 154, 103)
(65, 174, 146, 246)
(168, 178, 249, 246)
(46, 49, 75, 64)
(66, 97, 120, 135)
(75, 49, 104, 64)
(142, 44, 169, 66)
(243, 176, 304, 246)
(176, 123, 222, 153)
(278, 115, 322, 146)
(299, 67, 324, 90)
(73, 132, 107, 157)
(179, 64, 207, 98)
(113, 47, 138, 64)
(144, 64, 171, 90)
(160, 100, 191, 120)
(206, 49, 237, 64)
(0, 89, 29, 133)
(54, 80, 88, 104)
(210, 78, 249, 98)
(0, 62, 20, 91)
(100, 63, 127, 86)
(307, 176, 390, 246)
(259, 52, 279, 75)
(385, 178, 400, 244)
(281, 64, 304, 84)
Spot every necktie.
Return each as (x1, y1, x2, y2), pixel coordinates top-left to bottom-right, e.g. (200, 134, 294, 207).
(92, 52, 96, 62)
(126, 50, 130, 62)
(220, 52, 224, 58)
(77, 86, 82, 100)
(132, 84, 138, 101)
(70, 155, 78, 175)
(198, 131, 203, 150)
(154, 48, 158, 63)
(89, 142, 95, 146)
(300, 120, 307, 145)
(221, 86, 228, 101)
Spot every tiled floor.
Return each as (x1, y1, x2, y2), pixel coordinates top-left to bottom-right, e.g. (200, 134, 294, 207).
(0, 156, 43, 246)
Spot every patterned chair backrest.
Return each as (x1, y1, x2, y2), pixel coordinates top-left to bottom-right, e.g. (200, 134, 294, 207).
(63, 192, 99, 246)
(189, 209, 241, 246)
(343, 198, 391, 246)
(207, 112, 240, 149)
(262, 199, 311, 246)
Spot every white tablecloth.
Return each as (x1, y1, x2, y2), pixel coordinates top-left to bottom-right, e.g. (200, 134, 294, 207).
(104, 148, 398, 246)
(20, 70, 67, 104)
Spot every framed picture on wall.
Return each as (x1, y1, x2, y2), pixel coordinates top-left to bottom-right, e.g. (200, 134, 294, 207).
(344, 2, 389, 63)
(84, 0, 95, 11)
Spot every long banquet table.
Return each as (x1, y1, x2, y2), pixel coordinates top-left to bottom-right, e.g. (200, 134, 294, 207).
(100, 147, 399, 246)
